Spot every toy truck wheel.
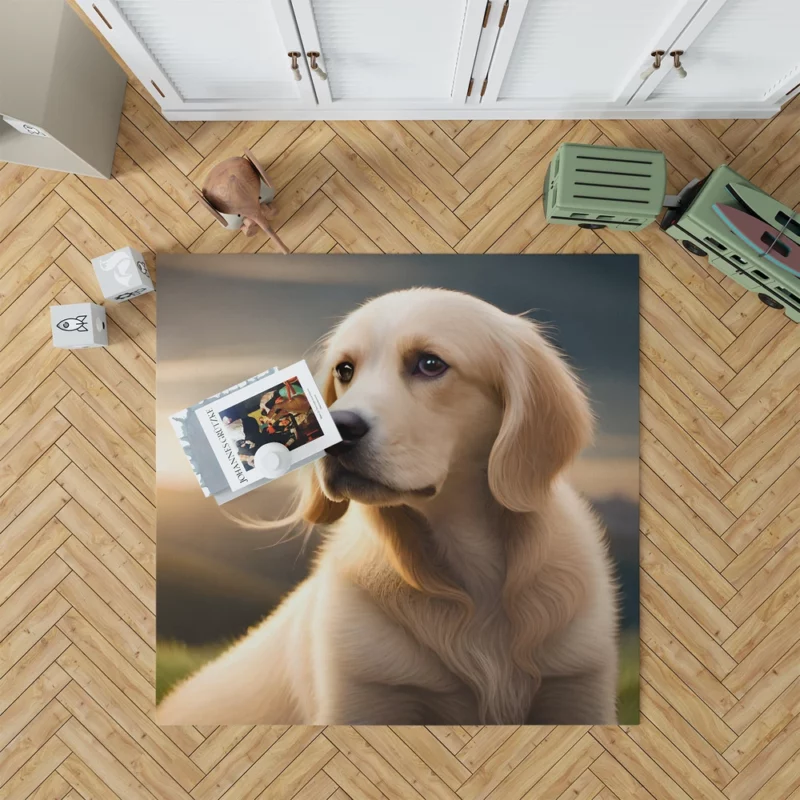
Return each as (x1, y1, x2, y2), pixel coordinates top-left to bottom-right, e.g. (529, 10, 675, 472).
(682, 240, 707, 257)
(758, 293, 784, 310)
(578, 223, 606, 229)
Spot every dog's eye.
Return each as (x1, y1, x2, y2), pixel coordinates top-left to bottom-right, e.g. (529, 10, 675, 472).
(414, 353, 448, 378)
(334, 361, 354, 383)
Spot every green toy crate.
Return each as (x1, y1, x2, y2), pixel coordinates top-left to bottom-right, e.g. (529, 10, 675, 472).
(544, 143, 667, 231)
(661, 164, 800, 323)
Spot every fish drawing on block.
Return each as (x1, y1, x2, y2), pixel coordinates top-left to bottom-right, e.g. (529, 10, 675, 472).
(713, 204, 800, 277)
(100, 250, 135, 286)
(56, 315, 89, 332)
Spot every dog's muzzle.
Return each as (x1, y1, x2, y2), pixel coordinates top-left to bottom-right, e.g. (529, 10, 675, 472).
(326, 410, 370, 457)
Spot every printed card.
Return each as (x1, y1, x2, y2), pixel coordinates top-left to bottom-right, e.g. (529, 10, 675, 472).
(194, 360, 341, 492)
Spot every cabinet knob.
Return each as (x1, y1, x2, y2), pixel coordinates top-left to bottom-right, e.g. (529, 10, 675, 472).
(670, 50, 687, 79)
(640, 50, 665, 81)
(307, 52, 328, 81)
(288, 52, 302, 81)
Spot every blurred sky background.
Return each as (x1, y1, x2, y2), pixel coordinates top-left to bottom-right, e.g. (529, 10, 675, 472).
(156, 254, 640, 677)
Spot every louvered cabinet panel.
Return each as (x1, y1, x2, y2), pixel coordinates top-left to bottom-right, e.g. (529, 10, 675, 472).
(118, 0, 296, 101)
(77, 0, 314, 109)
(294, 0, 475, 103)
(494, 0, 686, 102)
(647, 0, 800, 102)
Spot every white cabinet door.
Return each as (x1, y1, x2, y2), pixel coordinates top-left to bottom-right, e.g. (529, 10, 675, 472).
(76, 0, 317, 112)
(631, 0, 800, 111)
(479, 0, 706, 111)
(76, 0, 796, 118)
(289, 0, 486, 109)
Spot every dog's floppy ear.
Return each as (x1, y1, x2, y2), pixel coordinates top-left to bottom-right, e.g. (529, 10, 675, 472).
(298, 366, 350, 525)
(488, 316, 593, 512)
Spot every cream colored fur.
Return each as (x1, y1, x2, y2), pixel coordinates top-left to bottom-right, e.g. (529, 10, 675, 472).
(159, 289, 619, 725)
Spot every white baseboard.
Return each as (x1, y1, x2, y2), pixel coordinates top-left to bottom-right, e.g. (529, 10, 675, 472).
(162, 104, 778, 122)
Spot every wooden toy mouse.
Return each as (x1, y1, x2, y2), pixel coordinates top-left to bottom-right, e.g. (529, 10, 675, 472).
(196, 148, 289, 254)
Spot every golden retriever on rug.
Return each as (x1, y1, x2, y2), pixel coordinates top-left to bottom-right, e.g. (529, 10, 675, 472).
(159, 288, 619, 725)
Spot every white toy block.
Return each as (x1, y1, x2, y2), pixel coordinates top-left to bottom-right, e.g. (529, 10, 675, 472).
(91, 246, 154, 302)
(51, 303, 107, 349)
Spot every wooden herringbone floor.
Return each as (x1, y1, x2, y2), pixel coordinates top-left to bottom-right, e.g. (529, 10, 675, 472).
(3, 26, 800, 800)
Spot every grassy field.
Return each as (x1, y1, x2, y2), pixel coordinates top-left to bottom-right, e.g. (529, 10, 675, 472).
(156, 640, 230, 704)
(616, 630, 640, 723)
(158, 630, 640, 722)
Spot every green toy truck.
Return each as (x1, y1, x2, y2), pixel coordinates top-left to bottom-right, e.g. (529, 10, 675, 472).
(660, 164, 800, 323)
(544, 142, 800, 323)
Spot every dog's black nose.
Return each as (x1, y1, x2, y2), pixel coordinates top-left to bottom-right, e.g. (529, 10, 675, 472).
(327, 410, 369, 456)
(332, 410, 370, 440)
